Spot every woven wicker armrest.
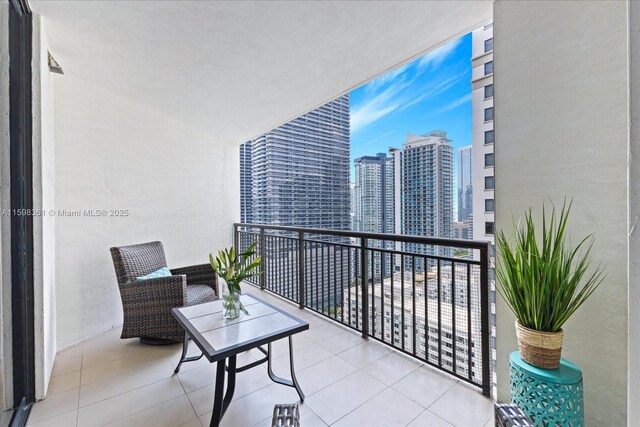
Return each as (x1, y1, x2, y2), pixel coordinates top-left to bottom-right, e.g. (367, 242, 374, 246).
(118, 275, 187, 341)
(495, 403, 534, 427)
(171, 263, 219, 298)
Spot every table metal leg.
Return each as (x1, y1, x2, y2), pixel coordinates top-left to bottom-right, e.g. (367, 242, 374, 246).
(174, 332, 203, 374)
(210, 356, 237, 427)
(210, 361, 226, 427)
(266, 337, 305, 402)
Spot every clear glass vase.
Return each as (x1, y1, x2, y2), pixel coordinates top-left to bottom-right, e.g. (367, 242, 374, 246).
(222, 283, 249, 319)
(222, 291, 242, 319)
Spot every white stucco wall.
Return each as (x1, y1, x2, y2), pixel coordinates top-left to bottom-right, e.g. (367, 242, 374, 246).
(628, 1, 640, 424)
(31, 14, 57, 399)
(0, 0, 10, 412)
(494, 1, 629, 424)
(53, 75, 239, 350)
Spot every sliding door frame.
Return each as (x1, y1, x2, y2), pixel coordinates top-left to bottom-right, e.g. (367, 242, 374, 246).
(8, 0, 35, 425)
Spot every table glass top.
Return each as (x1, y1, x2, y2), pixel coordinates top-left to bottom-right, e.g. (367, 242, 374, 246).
(172, 294, 308, 361)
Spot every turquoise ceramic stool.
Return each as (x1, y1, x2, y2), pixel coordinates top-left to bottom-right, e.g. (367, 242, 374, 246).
(510, 351, 584, 426)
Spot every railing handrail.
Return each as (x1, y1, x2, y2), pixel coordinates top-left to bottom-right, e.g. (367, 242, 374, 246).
(234, 222, 491, 250)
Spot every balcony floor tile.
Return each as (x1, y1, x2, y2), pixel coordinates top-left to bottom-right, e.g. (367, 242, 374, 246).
(305, 370, 387, 425)
(391, 365, 458, 408)
(332, 388, 424, 427)
(407, 410, 453, 427)
(429, 383, 494, 427)
(29, 287, 493, 427)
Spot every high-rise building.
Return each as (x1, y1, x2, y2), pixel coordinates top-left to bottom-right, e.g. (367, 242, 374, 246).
(353, 153, 395, 234)
(239, 95, 351, 309)
(471, 23, 495, 243)
(452, 220, 473, 240)
(394, 131, 454, 257)
(350, 182, 356, 231)
(353, 153, 395, 277)
(343, 268, 482, 382)
(240, 94, 351, 230)
(471, 22, 496, 393)
(458, 145, 473, 225)
(239, 141, 253, 224)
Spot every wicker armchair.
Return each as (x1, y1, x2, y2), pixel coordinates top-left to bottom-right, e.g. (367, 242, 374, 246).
(110, 241, 219, 344)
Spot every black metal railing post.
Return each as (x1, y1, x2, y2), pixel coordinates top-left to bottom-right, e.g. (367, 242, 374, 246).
(259, 227, 266, 290)
(298, 231, 305, 309)
(360, 238, 369, 339)
(480, 243, 491, 397)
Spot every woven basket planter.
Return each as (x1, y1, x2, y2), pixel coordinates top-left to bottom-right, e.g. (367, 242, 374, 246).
(515, 321, 564, 369)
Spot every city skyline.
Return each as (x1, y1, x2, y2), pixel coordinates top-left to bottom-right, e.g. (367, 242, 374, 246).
(240, 32, 475, 242)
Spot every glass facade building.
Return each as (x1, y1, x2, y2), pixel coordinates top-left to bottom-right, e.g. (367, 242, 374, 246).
(239, 141, 253, 223)
(240, 94, 351, 231)
(394, 130, 454, 259)
(353, 153, 395, 234)
(458, 145, 473, 224)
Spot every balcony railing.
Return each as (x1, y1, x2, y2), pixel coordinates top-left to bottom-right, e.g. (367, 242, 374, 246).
(234, 223, 491, 396)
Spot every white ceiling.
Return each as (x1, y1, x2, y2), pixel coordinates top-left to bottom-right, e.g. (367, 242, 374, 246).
(30, 1, 492, 145)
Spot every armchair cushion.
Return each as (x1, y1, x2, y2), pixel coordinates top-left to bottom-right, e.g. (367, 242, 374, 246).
(171, 263, 219, 298)
(187, 284, 217, 306)
(136, 266, 171, 281)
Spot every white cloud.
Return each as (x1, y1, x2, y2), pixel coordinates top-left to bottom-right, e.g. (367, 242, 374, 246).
(367, 130, 396, 145)
(417, 38, 462, 73)
(366, 63, 411, 94)
(398, 71, 468, 112)
(351, 78, 411, 134)
(433, 93, 472, 115)
(351, 37, 466, 134)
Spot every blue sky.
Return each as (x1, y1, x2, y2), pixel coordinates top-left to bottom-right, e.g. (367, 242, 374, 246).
(349, 33, 472, 179)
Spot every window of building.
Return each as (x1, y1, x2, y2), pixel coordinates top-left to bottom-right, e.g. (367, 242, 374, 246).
(485, 84, 494, 99)
(485, 199, 495, 212)
(485, 176, 494, 189)
(484, 130, 494, 144)
(484, 61, 494, 75)
(485, 222, 495, 235)
(485, 38, 493, 52)
(484, 107, 494, 122)
(484, 153, 494, 166)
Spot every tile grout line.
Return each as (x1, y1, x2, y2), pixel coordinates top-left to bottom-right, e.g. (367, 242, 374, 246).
(294, 356, 360, 399)
(385, 363, 459, 411)
(79, 354, 178, 388)
(298, 403, 327, 427)
(77, 375, 186, 425)
(322, 369, 394, 426)
(424, 382, 495, 426)
(76, 362, 177, 410)
(80, 343, 179, 372)
(404, 408, 425, 427)
(409, 408, 453, 427)
(100, 394, 195, 427)
(314, 354, 425, 426)
(28, 408, 78, 427)
(175, 358, 202, 423)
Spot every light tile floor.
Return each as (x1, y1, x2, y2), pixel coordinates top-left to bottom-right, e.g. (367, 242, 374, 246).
(27, 288, 494, 427)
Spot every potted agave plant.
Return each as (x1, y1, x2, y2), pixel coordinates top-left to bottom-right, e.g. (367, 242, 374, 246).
(496, 200, 605, 369)
(209, 242, 262, 319)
